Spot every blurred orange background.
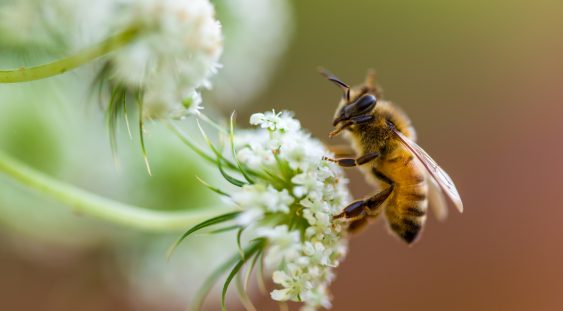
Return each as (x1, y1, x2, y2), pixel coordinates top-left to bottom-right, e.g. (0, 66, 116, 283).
(2, 0, 563, 310)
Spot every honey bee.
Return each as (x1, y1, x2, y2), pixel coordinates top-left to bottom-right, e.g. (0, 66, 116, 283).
(321, 69, 463, 244)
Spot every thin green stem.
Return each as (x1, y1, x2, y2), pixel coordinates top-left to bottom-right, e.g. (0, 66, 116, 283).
(0, 27, 140, 83)
(0, 150, 234, 232)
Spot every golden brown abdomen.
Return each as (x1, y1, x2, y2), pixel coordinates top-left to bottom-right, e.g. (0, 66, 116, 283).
(376, 149, 428, 244)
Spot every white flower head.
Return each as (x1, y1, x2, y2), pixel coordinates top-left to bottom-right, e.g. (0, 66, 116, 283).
(176, 110, 351, 310)
(0, 0, 223, 121)
(230, 111, 351, 310)
(111, 0, 223, 120)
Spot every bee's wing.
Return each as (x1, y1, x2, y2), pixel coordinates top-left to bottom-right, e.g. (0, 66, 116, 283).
(392, 129, 464, 213)
(428, 176, 448, 221)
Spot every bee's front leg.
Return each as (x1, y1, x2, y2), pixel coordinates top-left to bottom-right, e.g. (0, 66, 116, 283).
(323, 152, 379, 167)
(329, 115, 374, 137)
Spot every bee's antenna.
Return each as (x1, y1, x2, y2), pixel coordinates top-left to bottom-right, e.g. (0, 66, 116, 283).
(318, 67, 350, 102)
(365, 68, 376, 89)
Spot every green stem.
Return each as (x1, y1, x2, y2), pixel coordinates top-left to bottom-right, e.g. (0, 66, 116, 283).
(0, 150, 235, 232)
(0, 27, 139, 83)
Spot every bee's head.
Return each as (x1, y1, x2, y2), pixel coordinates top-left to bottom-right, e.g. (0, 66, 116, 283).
(320, 68, 378, 136)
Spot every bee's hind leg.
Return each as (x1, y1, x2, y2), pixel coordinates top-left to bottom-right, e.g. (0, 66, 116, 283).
(334, 186, 394, 227)
(323, 152, 379, 167)
(348, 217, 369, 234)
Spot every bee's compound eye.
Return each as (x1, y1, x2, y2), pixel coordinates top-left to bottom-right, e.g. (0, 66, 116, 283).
(356, 94, 377, 111)
(344, 94, 377, 117)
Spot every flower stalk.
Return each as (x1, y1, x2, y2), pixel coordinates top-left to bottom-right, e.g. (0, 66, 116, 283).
(0, 27, 139, 83)
(0, 149, 233, 232)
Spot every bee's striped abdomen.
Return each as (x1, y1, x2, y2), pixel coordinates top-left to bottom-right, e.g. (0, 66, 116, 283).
(377, 151, 429, 244)
(384, 183, 428, 243)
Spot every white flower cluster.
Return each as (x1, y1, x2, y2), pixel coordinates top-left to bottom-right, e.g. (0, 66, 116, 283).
(231, 111, 351, 310)
(112, 0, 223, 119)
(0, 0, 223, 119)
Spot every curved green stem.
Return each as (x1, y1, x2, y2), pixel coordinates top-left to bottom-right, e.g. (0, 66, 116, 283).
(0, 27, 139, 83)
(0, 150, 235, 232)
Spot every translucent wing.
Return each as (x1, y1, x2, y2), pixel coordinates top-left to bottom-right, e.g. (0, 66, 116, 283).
(428, 176, 448, 221)
(393, 129, 464, 213)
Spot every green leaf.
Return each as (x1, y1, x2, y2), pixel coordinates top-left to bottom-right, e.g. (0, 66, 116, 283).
(221, 240, 264, 311)
(218, 158, 246, 187)
(191, 253, 240, 311)
(89, 62, 111, 108)
(197, 119, 247, 187)
(222, 259, 246, 311)
(256, 251, 267, 294)
(236, 227, 245, 260)
(229, 112, 255, 184)
(166, 121, 217, 164)
(166, 211, 241, 259)
(122, 90, 132, 139)
(274, 154, 293, 182)
(198, 112, 229, 135)
(260, 166, 287, 189)
(192, 240, 265, 311)
(197, 119, 223, 158)
(235, 271, 257, 311)
(106, 85, 121, 160)
(244, 249, 262, 292)
(207, 225, 241, 234)
(195, 176, 230, 197)
(170, 115, 258, 181)
(137, 90, 152, 175)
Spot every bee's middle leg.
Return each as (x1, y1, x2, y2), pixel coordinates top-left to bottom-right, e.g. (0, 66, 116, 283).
(323, 152, 379, 167)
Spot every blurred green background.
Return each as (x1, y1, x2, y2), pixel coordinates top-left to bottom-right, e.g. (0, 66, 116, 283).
(1, 0, 563, 310)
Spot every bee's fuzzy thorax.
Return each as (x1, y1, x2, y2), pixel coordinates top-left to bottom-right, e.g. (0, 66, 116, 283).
(373, 100, 417, 141)
(341, 99, 416, 158)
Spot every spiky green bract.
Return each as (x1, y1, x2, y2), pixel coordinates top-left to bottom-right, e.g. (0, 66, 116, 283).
(166, 211, 241, 259)
(191, 240, 265, 311)
(230, 112, 255, 184)
(221, 239, 265, 311)
(195, 176, 230, 197)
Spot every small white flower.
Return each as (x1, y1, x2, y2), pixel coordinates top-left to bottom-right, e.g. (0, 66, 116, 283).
(249, 110, 300, 133)
(292, 172, 324, 199)
(303, 242, 332, 266)
(235, 208, 263, 226)
(231, 184, 293, 214)
(257, 226, 301, 268)
(235, 130, 277, 170)
(301, 287, 333, 311)
(270, 267, 312, 302)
